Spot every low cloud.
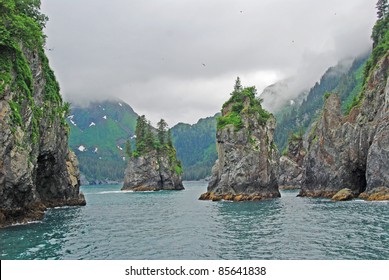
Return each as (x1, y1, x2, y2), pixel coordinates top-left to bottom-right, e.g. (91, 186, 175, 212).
(42, 0, 376, 125)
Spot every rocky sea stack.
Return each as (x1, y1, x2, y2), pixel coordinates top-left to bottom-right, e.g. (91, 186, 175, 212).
(199, 78, 280, 201)
(0, 1, 85, 227)
(122, 116, 184, 191)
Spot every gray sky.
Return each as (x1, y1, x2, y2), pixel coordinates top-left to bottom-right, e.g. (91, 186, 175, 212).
(41, 0, 376, 126)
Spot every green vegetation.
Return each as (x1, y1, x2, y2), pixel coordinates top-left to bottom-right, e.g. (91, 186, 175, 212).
(0, 0, 67, 144)
(363, 5, 388, 85)
(68, 100, 138, 182)
(217, 77, 271, 130)
(274, 54, 369, 151)
(133, 115, 182, 176)
(171, 114, 218, 180)
(275, 2, 388, 151)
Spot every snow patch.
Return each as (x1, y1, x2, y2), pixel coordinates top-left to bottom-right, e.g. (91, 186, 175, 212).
(89, 122, 96, 127)
(118, 102, 123, 107)
(78, 145, 86, 152)
(67, 115, 77, 126)
(122, 157, 126, 161)
(131, 135, 137, 139)
(117, 145, 123, 151)
(94, 147, 98, 153)
(103, 115, 107, 120)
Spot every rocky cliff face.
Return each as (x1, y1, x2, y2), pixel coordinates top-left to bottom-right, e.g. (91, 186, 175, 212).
(0, 40, 85, 226)
(199, 83, 280, 201)
(122, 150, 184, 191)
(278, 135, 305, 189)
(300, 51, 389, 198)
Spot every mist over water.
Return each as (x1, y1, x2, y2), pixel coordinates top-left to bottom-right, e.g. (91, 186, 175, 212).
(1, 182, 388, 260)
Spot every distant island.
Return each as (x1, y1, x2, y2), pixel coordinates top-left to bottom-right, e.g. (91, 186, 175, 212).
(121, 116, 184, 191)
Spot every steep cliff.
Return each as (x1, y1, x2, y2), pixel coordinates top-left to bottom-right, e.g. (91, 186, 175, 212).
(199, 79, 280, 201)
(278, 133, 305, 189)
(122, 150, 184, 191)
(300, 51, 389, 198)
(0, 1, 85, 227)
(121, 116, 184, 191)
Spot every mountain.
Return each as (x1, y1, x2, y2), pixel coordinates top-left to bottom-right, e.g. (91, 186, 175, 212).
(0, 1, 85, 227)
(68, 99, 218, 182)
(293, 12, 389, 200)
(260, 78, 309, 113)
(269, 53, 370, 151)
(171, 114, 218, 180)
(67, 100, 138, 183)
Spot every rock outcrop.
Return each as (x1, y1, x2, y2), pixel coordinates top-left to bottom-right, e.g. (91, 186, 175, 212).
(0, 4, 85, 227)
(199, 81, 280, 201)
(300, 51, 389, 199)
(122, 150, 184, 191)
(359, 186, 389, 201)
(121, 116, 184, 191)
(278, 134, 305, 189)
(331, 188, 355, 201)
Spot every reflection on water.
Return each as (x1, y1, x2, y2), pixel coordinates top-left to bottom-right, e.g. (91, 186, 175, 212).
(1, 182, 388, 260)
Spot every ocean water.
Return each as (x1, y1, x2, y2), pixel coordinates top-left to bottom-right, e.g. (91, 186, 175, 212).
(1, 181, 388, 260)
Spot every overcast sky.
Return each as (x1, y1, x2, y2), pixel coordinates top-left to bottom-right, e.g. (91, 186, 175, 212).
(41, 0, 377, 126)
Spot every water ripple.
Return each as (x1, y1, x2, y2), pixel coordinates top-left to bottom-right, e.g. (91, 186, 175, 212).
(1, 183, 388, 259)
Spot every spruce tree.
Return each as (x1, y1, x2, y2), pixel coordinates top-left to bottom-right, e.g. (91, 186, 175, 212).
(145, 121, 155, 151)
(377, 0, 388, 19)
(157, 119, 168, 146)
(135, 115, 147, 155)
(167, 129, 173, 148)
(125, 140, 132, 158)
(233, 76, 242, 93)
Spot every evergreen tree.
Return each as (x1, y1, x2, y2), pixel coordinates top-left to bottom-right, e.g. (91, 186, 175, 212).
(135, 115, 147, 154)
(125, 140, 132, 158)
(233, 76, 242, 94)
(377, 0, 388, 19)
(167, 129, 173, 148)
(157, 119, 168, 146)
(145, 121, 155, 151)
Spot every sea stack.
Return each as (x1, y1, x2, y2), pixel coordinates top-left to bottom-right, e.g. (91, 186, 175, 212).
(0, 2, 85, 227)
(199, 78, 280, 201)
(122, 116, 184, 191)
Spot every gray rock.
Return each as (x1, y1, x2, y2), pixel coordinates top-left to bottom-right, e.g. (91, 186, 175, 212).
(300, 52, 389, 198)
(201, 94, 280, 201)
(122, 150, 184, 191)
(0, 45, 85, 227)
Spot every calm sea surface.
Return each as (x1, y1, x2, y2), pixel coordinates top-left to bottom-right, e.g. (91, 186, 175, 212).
(1, 181, 388, 260)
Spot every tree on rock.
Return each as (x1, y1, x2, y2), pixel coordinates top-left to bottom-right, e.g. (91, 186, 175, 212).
(377, 0, 388, 19)
(122, 115, 184, 191)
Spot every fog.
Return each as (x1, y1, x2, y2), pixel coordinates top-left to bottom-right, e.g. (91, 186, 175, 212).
(41, 0, 376, 125)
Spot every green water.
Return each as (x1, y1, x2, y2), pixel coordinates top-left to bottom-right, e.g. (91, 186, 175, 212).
(1, 181, 388, 259)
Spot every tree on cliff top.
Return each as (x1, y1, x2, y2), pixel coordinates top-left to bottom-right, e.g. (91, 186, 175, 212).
(363, 1, 389, 83)
(132, 115, 182, 175)
(377, 0, 388, 19)
(218, 78, 271, 130)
